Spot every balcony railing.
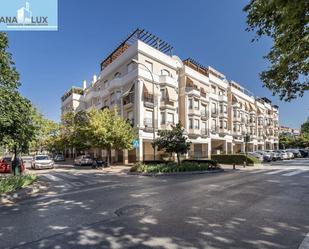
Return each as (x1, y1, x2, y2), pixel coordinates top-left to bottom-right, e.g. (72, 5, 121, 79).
(123, 94, 134, 105)
(201, 128, 208, 136)
(144, 118, 153, 128)
(161, 97, 174, 106)
(144, 94, 154, 103)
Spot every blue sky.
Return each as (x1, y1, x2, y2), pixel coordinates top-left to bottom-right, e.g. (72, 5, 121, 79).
(6, 0, 309, 128)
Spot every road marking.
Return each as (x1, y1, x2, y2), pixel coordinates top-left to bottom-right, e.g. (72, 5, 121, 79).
(56, 173, 79, 180)
(264, 169, 290, 175)
(282, 170, 307, 177)
(298, 232, 309, 249)
(42, 174, 62, 181)
(248, 169, 269, 174)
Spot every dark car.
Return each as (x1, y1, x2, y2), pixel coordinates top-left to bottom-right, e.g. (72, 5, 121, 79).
(299, 149, 309, 158)
(0, 157, 25, 173)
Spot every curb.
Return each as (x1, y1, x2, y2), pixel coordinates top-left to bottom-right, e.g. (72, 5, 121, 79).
(0, 180, 50, 206)
(128, 168, 224, 177)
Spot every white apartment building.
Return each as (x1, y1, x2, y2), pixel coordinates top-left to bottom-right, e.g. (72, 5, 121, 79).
(61, 28, 279, 163)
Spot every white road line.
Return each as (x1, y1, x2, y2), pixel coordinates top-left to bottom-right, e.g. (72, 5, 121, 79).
(298, 232, 309, 249)
(56, 173, 79, 180)
(42, 174, 62, 181)
(264, 169, 290, 175)
(282, 170, 307, 177)
(248, 169, 269, 174)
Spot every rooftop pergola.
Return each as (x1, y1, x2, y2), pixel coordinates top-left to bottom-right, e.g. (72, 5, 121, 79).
(100, 28, 174, 71)
(183, 58, 209, 77)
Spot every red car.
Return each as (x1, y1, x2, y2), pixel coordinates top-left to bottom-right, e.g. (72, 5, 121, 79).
(0, 157, 25, 173)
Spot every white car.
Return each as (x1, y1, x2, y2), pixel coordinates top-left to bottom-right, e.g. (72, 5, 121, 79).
(74, 155, 94, 166)
(31, 155, 54, 169)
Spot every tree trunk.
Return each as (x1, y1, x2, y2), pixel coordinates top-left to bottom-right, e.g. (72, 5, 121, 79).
(176, 153, 180, 166)
(106, 148, 112, 166)
(12, 146, 18, 176)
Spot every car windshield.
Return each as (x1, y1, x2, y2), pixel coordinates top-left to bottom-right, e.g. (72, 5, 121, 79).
(2, 157, 12, 163)
(35, 156, 50, 160)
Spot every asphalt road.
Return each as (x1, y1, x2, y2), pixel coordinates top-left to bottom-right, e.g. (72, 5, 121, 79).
(1, 159, 309, 249)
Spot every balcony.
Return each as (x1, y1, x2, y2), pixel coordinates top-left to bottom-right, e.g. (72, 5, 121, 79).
(123, 93, 134, 106)
(218, 95, 228, 102)
(144, 94, 154, 108)
(201, 128, 209, 137)
(160, 97, 174, 107)
(219, 127, 229, 134)
(219, 112, 228, 118)
(211, 111, 218, 118)
(188, 107, 201, 116)
(159, 75, 177, 86)
(210, 127, 219, 134)
(186, 87, 200, 97)
(233, 116, 241, 122)
(201, 111, 209, 120)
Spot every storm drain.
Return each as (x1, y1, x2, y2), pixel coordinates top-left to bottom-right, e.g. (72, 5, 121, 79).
(115, 205, 151, 217)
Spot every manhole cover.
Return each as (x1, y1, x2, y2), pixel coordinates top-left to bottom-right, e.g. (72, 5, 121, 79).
(115, 204, 151, 217)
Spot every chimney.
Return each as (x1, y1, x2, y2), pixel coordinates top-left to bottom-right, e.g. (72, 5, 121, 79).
(83, 80, 87, 89)
(92, 74, 97, 85)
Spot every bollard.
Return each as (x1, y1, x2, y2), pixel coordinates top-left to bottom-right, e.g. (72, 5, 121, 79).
(233, 163, 236, 170)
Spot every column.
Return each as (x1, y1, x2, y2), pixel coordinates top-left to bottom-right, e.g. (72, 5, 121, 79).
(137, 137, 143, 162)
(208, 139, 212, 159)
(123, 149, 128, 165)
(223, 140, 228, 154)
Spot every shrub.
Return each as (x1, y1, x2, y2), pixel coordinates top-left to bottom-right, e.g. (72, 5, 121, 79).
(211, 154, 260, 165)
(130, 160, 221, 173)
(0, 174, 37, 194)
(182, 159, 218, 167)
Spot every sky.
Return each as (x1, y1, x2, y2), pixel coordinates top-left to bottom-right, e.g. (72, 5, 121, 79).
(5, 0, 309, 128)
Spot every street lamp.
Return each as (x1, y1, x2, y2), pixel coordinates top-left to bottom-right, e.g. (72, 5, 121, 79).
(132, 59, 157, 161)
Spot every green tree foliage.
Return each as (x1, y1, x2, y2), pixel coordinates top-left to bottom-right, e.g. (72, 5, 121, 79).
(0, 32, 20, 89)
(244, 0, 309, 101)
(86, 108, 136, 165)
(60, 110, 90, 157)
(301, 118, 309, 134)
(153, 123, 191, 166)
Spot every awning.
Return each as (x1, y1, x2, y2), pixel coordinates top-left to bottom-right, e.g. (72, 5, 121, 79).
(186, 76, 194, 87)
(121, 83, 135, 97)
(166, 86, 177, 102)
(143, 82, 154, 95)
(249, 103, 256, 112)
(244, 102, 249, 111)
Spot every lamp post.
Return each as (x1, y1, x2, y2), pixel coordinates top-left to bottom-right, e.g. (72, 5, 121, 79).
(132, 59, 157, 161)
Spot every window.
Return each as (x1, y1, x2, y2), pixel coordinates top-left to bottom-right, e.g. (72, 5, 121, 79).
(114, 72, 121, 78)
(167, 113, 174, 124)
(194, 119, 199, 129)
(145, 61, 153, 72)
(211, 86, 216, 94)
(218, 89, 225, 96)
(224, 105, 227, 113)
(220, 120, 223, 129)
(188, 98, 193, 109)
(127, 62, 134, 73)
(145, 110, 153, 127)
(189, 119, 193, 129)
(160, 89, 166, 101)
(201, 122, 206, 133)
(194, 99, 199, 110)
(212, 103, 217, 114)
(161, 69, 170, 76)
(219, 104, 223, 113)
(212, 119, 217, 130)
(224, 121, 227, 129)
(201, 104, 207, 116)
(161, 112, 165, 124)
(233, 108, 237, 118)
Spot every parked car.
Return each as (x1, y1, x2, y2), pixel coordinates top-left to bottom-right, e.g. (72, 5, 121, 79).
(92, 158, 107, 168)
(255, 151, 272, 162)
(31, 155, 54, 169)
(0, 157, 25, 173)
(74, 155, 94, 166)
(299, 149, 309, 158)
(287, 149, 302, 158)
(265, 150, 281, 161)
(248, 152, 263, 162)
(281, 150, 294, 159)
(273, 150, 289, 160)
(54, 154, 65, 162)
(21, 155, 33, 163)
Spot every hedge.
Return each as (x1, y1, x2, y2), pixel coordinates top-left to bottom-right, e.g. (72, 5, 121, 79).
(211, 154, 260, 165)
(182, 159, 218, 167)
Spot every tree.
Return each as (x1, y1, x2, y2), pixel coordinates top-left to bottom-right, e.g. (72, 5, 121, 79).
(279, 134, 293, 149)
(0, 32, 20, 89)
(0, 92, 39, 175)
(60, 111, 90, 157)
(301, 118, 309, 134)
(153, 123, 191, 166)
(86, 108, 136, 165)
(30, 112, 59, 153)
(244, 0, 309, 101)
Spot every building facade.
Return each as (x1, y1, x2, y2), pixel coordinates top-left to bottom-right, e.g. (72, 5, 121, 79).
(61, 28, 279, 163)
